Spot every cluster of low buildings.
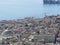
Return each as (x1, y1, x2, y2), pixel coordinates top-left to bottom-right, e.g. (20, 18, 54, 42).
(0, 15, 60, 45)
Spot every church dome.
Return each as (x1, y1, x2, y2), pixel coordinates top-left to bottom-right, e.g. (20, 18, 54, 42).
(1, 29, 14, 37)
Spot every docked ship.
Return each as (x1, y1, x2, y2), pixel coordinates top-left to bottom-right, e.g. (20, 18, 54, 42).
(43, 0, 60, 4)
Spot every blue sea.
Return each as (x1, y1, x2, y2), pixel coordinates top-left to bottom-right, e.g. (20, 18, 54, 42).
(0, 0, 60, 20)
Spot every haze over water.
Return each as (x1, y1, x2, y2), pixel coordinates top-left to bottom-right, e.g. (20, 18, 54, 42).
(0, 0, 60, 20)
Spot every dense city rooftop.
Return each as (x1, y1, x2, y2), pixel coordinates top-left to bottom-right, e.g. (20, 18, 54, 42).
(0, 15, 60, 45)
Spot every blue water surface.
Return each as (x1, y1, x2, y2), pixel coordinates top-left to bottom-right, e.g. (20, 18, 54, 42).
(0, 0, 60, 20)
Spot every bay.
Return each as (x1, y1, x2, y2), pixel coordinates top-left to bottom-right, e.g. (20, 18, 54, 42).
(0, 0, 60, 20)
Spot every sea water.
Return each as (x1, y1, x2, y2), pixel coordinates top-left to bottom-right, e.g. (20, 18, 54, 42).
(0, 0, 60, 20)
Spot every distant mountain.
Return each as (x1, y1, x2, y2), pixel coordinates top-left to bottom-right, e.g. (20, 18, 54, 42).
(43, 0, 60, 4)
